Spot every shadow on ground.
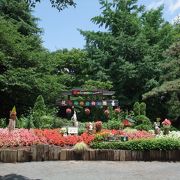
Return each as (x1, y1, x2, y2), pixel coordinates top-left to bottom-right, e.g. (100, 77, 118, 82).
(0, 174, 41, 180)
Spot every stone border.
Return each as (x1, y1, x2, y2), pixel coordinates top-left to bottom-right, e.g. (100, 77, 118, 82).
(0, 145, 180, 163)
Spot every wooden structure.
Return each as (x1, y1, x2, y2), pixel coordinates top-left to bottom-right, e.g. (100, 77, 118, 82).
(0, 145, 180, 163)
(56, 89, 119, 107)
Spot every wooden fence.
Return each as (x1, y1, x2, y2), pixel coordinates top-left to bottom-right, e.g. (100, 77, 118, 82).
(0, 145, 180, 163)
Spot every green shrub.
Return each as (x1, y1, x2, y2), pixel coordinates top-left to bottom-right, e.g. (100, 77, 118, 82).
(107, 120, 120, 130)
(102, 122, 108, 129)
(90, 138, 180, 150)
(31, 95, 46, 128)
(135, 124, 152, 131)
(94, 134, 105, 142)
(73, 142, 89, 152)
(135, 115, 151, 125)
(140, 102, 146, 115)
(0, 118, 7, 128)
(52, 117, 72, 128)
(133, 102, 140, 116)
(78, 127, 86, 135)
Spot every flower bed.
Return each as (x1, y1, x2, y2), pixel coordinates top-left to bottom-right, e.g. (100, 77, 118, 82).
(0, 128, 94, 148)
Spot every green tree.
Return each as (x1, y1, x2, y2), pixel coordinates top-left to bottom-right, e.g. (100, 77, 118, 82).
(0, 0, 66, 117)
(51, 48, 88, 88)
(143, 41, 180, 123)
(80, 0, 176, 108)
(27, 0, 76, 11)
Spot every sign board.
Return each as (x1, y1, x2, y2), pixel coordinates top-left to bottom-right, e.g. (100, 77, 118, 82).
(68, 127, 78, 134)
(57, 100, 119, 107)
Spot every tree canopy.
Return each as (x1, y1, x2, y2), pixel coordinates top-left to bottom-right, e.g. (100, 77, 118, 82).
(0, 0, 179, 125)
(27, 0, 76, 11)
(80, 0, 177, 108)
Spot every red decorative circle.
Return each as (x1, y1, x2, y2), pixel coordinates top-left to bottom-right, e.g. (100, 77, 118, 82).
(85, 108, 90, 115)
(66, 108, 72, 114)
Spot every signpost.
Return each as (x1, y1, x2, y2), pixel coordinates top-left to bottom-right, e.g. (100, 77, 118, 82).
(68, 127, 78, 135)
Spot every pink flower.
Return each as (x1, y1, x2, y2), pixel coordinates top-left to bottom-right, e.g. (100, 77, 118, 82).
(162, 119, 171, 126)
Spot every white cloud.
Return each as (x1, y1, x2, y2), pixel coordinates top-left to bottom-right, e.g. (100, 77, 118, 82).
(169, 0, 180, 13)
(147, 0, 165, 10)
(147, 0, 180, 13)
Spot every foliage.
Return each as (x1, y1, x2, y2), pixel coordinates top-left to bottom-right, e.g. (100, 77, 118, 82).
(82, 80, 113, 90)
(133, 102, 140, 116)
(27, 0, 76, 11)
(166, 92, 180, 122)
(139, 102, 146, 115)
(135, 115, 151, 125)
(80, 0, 176, 110)
(0, 118, 6, 128)
(135, 124, 152, 131)
(107, 119, 120, 130)
(52, 117, 72, 128)
(73, 142, 89, 152)
(31, 95, 46, 128)
(143, 41, 180, 123)
(0, 0, 66, 117)
(90, 138, 180, 150)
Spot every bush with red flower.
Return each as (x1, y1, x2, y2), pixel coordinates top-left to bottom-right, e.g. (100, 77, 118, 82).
(162, 119, 171, 128)
(0, 128, 95, 148)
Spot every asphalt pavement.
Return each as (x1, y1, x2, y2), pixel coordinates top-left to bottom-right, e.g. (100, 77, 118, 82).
(0, 161, 180, 180)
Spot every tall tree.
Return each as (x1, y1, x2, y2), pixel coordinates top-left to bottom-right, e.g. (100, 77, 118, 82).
(0, 0, 65, 117)
(80, 0, 176, 108)
(143, 41, 180, 123)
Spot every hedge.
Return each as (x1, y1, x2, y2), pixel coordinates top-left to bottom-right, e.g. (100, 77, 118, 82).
(90, 138, 180, 150)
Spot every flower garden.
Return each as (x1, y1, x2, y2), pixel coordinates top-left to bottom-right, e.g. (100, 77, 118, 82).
(0, 99, 180, 162)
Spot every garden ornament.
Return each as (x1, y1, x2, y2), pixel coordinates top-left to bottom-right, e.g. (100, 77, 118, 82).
(71, 110, 78, 127)
(8, 106, 17, 131)
(154, 122, 160, 135)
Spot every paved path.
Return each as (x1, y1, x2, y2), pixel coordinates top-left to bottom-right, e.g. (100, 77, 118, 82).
(0, 161, 180, 180)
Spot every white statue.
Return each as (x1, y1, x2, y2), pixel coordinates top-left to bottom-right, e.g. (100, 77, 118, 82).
(89, 122, 93, 131)
(71, 110, 78, 127)
(154, 122, 160, 135)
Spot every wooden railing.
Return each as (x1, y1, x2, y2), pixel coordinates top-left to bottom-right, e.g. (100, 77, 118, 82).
(0, 145, 180, 163)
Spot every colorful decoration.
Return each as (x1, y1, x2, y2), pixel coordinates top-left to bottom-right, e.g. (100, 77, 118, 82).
(91, 101, 96, 106)
(80, 101, 84, 106)
(74, 101, 78, 105)
(59, 100, 118, 107)
(66, 108, 72, 114)
(85, 108, 90, 115)
(85, 101, 90, 106)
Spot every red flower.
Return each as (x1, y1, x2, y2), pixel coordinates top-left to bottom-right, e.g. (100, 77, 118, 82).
(162, 119, 171, 126)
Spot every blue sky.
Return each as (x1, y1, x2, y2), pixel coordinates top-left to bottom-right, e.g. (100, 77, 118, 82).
(33, 0, 180, 52)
